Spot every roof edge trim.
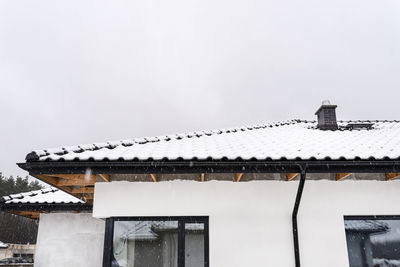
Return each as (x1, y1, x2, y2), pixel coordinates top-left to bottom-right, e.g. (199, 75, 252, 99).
(0, 202, 92, 212)
(18, 160, 400, 174)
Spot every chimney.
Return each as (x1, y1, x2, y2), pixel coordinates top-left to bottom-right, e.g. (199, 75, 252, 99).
(315, 100, 338, 130)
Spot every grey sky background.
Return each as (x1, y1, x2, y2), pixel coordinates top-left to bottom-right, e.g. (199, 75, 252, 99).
(0, 0, 400, 178)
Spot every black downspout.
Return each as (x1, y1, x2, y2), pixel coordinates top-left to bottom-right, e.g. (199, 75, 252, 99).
(178, 220, 185, 267)
(292, 168, 307, 267)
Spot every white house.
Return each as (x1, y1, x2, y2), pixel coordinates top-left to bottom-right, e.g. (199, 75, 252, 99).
(4, 102, 400, 267)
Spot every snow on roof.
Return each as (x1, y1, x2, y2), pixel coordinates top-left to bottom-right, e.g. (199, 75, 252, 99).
(1, 187, 83, 204)
(26, 120, 400, 162)
(345, 220, 389, 233)
(0, 241, 7, 248)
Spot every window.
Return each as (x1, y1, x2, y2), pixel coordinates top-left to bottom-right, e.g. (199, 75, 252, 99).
(103, 217, 209, 267)
(12, 254, 34, 263)
(344, 216, 400, 267)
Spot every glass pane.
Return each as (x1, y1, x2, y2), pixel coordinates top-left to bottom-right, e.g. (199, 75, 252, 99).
(344, 218, 400, 267)
(113, 221, 178, 267)
(185, 223, 205, 267)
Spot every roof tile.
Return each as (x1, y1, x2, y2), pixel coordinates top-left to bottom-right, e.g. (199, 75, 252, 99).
(27, 120, 400, 162)
(2, 188, 83, 204)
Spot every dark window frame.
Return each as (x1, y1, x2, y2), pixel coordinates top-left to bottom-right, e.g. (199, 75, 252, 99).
(344, 215, 400, 220)
(102, 216, 209, 267)
(344, 215, 400, 267)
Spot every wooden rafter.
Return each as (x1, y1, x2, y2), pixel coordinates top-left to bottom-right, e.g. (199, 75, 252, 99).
(57, 180, 93, 186)
(286, 173, 298, 181)
(46, 174, 90, 180)
(201, 173, 205, 182)
(15, 211, 42, 219)
(71, 187, 95, 194)
(58, 186, 73, 193)
(83, 195, 94, 205)
(36, 174, 59, 185)
(83, 194, 94, 200)
(31, 213, 40, 219)
(40, 174, 96, 186)
(150, 174, 158, 182)
(236, 173, 244, 182)
(336, 173, 352, 181)
(33, 173, 96, 206)
(99, 174, 110, 182)
(385, 173, 400, 181)
(57, 176, 96, 186)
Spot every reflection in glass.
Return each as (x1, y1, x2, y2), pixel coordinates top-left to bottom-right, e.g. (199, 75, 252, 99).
(344, 219, 400, 267)
(113, 221, 178, 267)
(185, 223, 205, 267)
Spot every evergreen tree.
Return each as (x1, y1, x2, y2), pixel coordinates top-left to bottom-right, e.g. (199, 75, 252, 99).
(0, 173, 43, 197)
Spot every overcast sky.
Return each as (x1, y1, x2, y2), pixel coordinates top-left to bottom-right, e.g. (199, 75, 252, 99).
(0, 0, 399, 178)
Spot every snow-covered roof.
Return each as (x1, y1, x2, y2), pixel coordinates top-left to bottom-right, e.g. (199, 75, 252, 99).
(1, 187, 83, 204)
(345, 220, 389, 233)
(26, 120, 400, 162)
(0, 241, 7, 248)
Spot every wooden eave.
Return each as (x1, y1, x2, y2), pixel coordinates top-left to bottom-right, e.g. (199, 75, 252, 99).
(31, 173, 108, 204)
(0, 202, 92, 219)
(15, 159, 400, 214)
(13, 211, 42, 219)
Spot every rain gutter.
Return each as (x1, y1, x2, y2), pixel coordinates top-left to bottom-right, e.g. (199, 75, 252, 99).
(0, 203, 92, 212)
(17, 159, 400, 174)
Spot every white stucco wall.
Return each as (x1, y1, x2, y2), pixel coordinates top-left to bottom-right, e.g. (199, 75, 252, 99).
(35, 213, 105, 267)
(93, 179, 400, 267)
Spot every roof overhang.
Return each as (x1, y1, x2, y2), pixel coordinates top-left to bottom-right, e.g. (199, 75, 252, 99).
(0, 202, 92, 219)
(16, 159, 400, 210)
